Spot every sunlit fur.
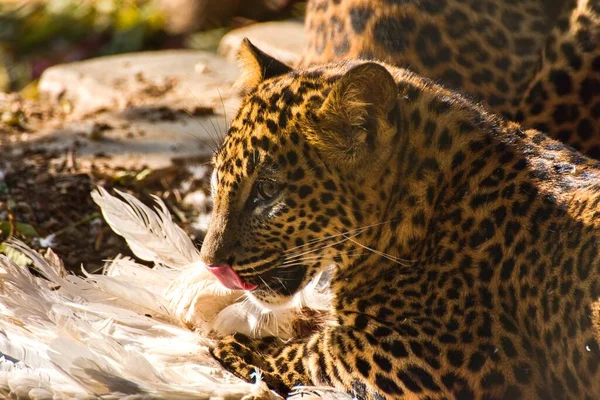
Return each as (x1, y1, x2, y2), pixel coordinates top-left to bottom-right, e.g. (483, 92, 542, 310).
(204, 42, 600, 399)
(302, 0, 600, 159)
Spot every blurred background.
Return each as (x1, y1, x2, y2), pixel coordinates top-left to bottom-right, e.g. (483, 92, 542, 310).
(0, 0, 307, 272)
(0, 0, 306, 94)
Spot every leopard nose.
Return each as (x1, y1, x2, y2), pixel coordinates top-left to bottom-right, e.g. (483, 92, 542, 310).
(206, 264, 258, 291)
(200, 250, 235, 267)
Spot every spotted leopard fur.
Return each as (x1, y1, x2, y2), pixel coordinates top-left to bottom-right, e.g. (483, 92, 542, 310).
(203, 40, 600, 399)
(302, 0, 600, 159)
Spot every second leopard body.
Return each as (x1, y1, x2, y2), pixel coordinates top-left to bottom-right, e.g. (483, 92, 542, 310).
(303, 0, 600, 158)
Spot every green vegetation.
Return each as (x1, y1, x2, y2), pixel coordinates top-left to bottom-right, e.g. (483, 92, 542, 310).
(0, 0, 167, 93)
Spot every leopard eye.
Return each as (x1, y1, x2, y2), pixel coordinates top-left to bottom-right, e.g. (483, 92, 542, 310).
(256, 179, 280, 202)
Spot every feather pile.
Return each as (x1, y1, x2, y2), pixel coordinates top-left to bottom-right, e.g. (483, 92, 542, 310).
(0, 187, 345, 400)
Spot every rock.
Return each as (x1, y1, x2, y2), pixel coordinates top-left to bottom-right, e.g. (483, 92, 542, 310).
(156, 0, 241, 34)
(218, 20, 305, 65)
(29, 106, 229, 170)
(39, 50, 240, 117)
(155, 0, 297, 34)
(35, 50, 244, 169)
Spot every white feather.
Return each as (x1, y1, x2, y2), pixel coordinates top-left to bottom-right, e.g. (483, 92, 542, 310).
(0, 187, 345, 399)
(91, 187, 200, 268)
(0, 250, 256, 399)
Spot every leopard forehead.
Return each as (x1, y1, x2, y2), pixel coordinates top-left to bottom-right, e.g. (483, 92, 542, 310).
(214, 65, 345, 184)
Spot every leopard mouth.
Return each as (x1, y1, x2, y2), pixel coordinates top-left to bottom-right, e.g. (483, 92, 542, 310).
(206, 264, 258, 291)
(207, 257, 310, 299)
(247, 264, 309, 298)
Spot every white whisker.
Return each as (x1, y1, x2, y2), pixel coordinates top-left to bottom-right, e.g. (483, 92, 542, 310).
(283, 219, 399, 255)
(340, 234, 416, 267)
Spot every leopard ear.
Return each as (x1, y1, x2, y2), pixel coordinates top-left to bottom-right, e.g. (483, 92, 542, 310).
(236, 38, 293, 94)
(311, 62, 398, 169)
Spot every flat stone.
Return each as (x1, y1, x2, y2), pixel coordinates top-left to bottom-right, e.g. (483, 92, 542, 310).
(39, 50, 240, 117)
(28, 107, 229, 170)
(34, 50, 244, 169)
(218, 20, 305, 65)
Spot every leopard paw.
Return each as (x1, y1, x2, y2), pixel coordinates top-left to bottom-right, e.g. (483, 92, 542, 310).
(211, 334, 290, 395)
(211, 333, 267, 379)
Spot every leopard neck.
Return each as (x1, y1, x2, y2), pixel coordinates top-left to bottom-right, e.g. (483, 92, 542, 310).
(371, 78, 510, 262)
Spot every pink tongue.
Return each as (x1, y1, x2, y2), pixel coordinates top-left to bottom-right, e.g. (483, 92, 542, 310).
(206, 264, 258, 291)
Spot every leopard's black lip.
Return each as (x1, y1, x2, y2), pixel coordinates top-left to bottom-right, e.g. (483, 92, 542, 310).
(238, 262, 308, 297)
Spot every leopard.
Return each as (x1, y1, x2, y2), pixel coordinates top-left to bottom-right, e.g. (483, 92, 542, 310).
(201, 39, 600, 399)
(301, 0, 600, 160)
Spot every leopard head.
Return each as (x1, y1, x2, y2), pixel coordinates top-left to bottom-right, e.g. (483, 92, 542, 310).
(200, 39, 400, 307)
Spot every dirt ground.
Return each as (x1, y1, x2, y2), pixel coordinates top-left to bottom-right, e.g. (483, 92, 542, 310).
(0, 93, 213, 273)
